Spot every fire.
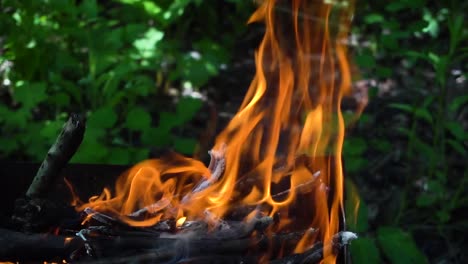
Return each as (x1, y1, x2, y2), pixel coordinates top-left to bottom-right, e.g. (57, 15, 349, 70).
(176, 216, 187, 227)
(77, 0, 355, 262)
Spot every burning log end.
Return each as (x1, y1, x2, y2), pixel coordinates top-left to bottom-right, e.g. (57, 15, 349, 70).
(331, 231, 358, 254)
(271, 231, 358, 264)
(26, 113, 86, 198)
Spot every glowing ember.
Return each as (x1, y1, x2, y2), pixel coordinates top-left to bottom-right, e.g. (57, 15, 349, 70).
(76, 0, 356, 262)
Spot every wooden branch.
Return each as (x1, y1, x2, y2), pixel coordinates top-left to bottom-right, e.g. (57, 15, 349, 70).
(26, 113, 86, 198)
(0, 226, 325, 263)
(0, 228, 82, 262)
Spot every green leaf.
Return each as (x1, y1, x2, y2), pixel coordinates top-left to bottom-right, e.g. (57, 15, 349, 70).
(389, 103, 413, 113)
(142, 1, 162, 16)
(83, 127, 107, 142)
(71, 140, 109, 163)
(448, 95, 468, 113)
(0, 107, 31, 129)
(445, 121, 466, 140)
(386, 2, 407, 12)
(71, 127, 108, 163)
(40, 119, 64, 141)
(344, 137, 368, 156)
(13, 82, 47, 110)
(377, 227, 428, 264)
(405, 51, 430, 62)
(159, 111, 183, 131)
(370, 139, 392, 152)
(173, 137, 197, 155)
(422, 10, 439, 38)
(447, 139, 467, 156)
(355, 51, 376, 69)
(414, 107, 433, 123)
(0, 137, 18, 156)
(413, 137, 436, 161)
(132, 148, 149, 162)
(421, 96, 435, 108)
(133, 28, 164, 59)
(141, 127, 171, 147)
(416, 180, 446, 207)
(130, 75, 155, 96)
(52, 92, 71, 107)
(80, 0, 98, 19)
(176, 39, 230, 86)
(396, 127, 411, 136)
(345, 181, 369, 232)
(126, 107, 152, 131)
(416, 193, 437, 207)
(436, 210, 450, 223)
(107, 147, 130, 165)
(448, 14, 464, 54)
(176, 97, 203, 123)
(350, 237, 380, 264)
(376, 67, 392, 78)
(364, 13, 384, 24)
(380, 34, 398, 50)
(178, 55, 217, 86)
(428, 52, 439, 65)
(88, 107, 118, 129)
(345, 157, 368, 173)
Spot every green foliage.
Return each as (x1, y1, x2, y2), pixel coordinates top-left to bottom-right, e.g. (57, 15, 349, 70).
(377, 227, 428, 264)
(0, 0, 254, 164)
(346, 181, 428, 263)
(350, 237, 381, 264)
(346, 0, 467, 262)
(343, 136, 369, 173)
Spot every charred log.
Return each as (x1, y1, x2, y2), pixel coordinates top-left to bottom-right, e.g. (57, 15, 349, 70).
(0, 228, 83, 262)
(11, 114, 85, 232)
(26, 113, 86, 198)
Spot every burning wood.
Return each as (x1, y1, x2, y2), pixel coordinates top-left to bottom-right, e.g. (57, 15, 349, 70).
(0, 224, 355, 264)
(67, 0, 358, 262)
(129, 143, 227, 219)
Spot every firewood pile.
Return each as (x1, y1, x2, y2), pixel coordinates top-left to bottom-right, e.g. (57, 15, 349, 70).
(0, 115, 356, 263)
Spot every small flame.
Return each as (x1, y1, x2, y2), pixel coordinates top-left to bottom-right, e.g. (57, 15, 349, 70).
(76, 0, 356, 262)
(176, 216, 187, 228)
(64, 237, 73, 245)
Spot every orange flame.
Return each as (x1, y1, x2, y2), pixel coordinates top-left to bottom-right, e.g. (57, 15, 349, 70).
(77, 0, 355, 262)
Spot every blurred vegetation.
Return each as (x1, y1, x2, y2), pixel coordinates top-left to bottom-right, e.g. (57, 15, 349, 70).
(0, 0, 466, 263)
(344, 0, 467, 263)
(0, 0, 254, 163)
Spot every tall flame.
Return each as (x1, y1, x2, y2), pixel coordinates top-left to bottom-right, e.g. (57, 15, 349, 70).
(78, 0, 355, 262)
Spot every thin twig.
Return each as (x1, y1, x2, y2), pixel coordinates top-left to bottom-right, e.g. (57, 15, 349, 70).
(181, 143, 226, 203)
